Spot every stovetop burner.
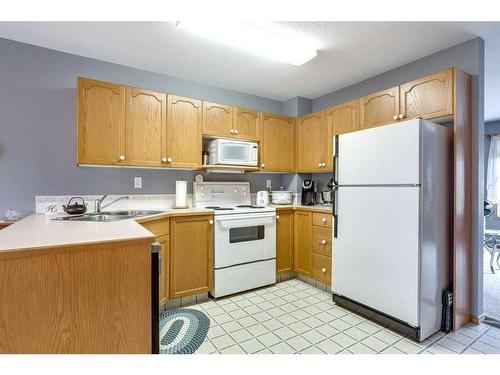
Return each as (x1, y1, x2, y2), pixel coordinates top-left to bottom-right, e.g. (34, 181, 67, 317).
(205, 206, 235, 210)
(235, 205, 265, 209)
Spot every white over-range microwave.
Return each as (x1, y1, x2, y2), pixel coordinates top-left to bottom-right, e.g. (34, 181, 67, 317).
(208, 139, 258, 166)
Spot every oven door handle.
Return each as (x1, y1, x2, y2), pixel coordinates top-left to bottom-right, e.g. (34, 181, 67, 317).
(215, 215, 276, 229)
(214, 213, 276, 222)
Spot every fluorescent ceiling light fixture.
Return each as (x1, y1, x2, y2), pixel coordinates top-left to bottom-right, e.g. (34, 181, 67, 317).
(176, 21, 318, 66)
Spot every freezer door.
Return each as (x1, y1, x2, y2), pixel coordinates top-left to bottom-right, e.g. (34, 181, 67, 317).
(336, 119, 421, 185)
(332, 186, 420, 327)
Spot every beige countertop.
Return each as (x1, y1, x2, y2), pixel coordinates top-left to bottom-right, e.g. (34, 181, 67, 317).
(269, 204, 333, 213)
(0, 205, 329, 256)
(0, 208, 214, 255)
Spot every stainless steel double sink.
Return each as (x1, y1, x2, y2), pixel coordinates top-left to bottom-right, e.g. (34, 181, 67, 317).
(52, 210, 165, 222)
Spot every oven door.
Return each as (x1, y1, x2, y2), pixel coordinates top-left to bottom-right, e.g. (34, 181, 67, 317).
(218, 141, 257, 166)
(214, 212, 276, 269)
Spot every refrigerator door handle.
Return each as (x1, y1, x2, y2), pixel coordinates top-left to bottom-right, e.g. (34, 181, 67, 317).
(332, 186, 338, 238)
(333, 135, 339, 185)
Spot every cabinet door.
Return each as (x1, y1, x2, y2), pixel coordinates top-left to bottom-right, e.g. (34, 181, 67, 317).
(324, 100, 359, 170)
(296, 112, 324, 172)
(158, 235, 169, 306)
(202, 101, 233, 137)
(77, 77, 125, 165)
(312, 253, 332, 285)
(233, 107, 261, 141)
(167, 95, 202, 168)
(294, 211, 312, 275)
(360, 86, 399, 129)
(125, 87, 166, 167)
(400, 69, 453, 120)
(169, 215, 213, 299)
(276, 210, 294, 274)
(261, 113, 295, 172)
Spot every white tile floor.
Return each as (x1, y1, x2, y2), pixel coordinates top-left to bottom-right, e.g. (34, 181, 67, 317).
(188, 279, 500, 354)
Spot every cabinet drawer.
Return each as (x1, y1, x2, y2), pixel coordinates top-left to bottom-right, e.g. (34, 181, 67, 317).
(312, 212, 332, 228)
(312, 253, 332, 285)
(141, 218, 169, 238)
(312, 226, 332, 256)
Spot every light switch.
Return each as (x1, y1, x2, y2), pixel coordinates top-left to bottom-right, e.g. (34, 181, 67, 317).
(134, 177, 142, 189)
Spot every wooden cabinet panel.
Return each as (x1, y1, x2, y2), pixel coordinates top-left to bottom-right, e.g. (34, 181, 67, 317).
(312, 212, 332, 228)
(360, 86, 399, 129)
(167, 95, 202, 168)
(324, 100, 359, 170)
(400, 69, 453, 120)
(312, 226, 332, 257)
(233, 107, 261, 141)
(312, 253, 332, 285)
(261, 113, 295, 172)
(276, 210, 294, 274)
(125, 87, 166, 167)
(77, 77, 125, 165)
(293, 211, 312, 275)
(296, 112, 325, 172)
(140, 218, 169, 238)
(158, 235, 169, 306)
(169, 215, 213, 299)
(202, 101, 233, 137)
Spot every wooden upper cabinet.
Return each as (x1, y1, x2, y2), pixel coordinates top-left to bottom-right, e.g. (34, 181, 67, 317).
(360, 86, 399, 129)
(400, 68, 453, 121)
(166, 95, 202, 168)
(169, 215, 213, 299)
(276, 210, 294, 274)
(125, 87, 166, 167)
(296, 111, 325, 172)
(261, 113, 295, 172)
(233, 107, 261, 141)
(294, 210, 312, 275)
(323, 100, 360, 170)
(77, 77, 125, 165)
(202, 101, 233, 137)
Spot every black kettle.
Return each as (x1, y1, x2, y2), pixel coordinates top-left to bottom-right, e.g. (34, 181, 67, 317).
(63, 197, 87, 215)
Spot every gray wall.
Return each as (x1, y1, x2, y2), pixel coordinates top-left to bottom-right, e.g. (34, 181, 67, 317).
(312, 38, 485, 318)
(484, 121, 500, 230)
(281, 96, 313, 117)
(0, 37, 286, 215)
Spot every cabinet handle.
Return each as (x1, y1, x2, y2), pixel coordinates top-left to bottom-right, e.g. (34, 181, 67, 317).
(119, 155, 126, 161)
(321, 240, 327, 245)
(322, 217, 327, 223)
(393, 115, 398, 121)
(161, 157, 167, 163)
(230, 129, 235, 134)
(167, 157, 172, 163)
(318, 163, 322, 167)
(322, 163, 326, 167)
(398, 114, 405, 120)
(261, 163, 265, 168)
(321, 268, 327, 273)
(276, 215, 280, 220)
(209, 219, 214, 225)
(234, 129, 239, 135)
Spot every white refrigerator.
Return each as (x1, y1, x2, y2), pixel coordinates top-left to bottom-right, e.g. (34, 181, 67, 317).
(331, 118, 452, 341)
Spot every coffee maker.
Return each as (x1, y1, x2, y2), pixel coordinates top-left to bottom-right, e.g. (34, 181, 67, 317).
(301, 179, 316, 205)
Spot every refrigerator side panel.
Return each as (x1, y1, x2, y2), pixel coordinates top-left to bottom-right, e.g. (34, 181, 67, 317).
(332, 186, 420, 327)
(337, 119, 421, 185)
(419, 121, 453, 339)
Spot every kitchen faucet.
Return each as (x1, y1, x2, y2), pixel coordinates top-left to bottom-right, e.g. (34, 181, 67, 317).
(94, 194, 130, 213)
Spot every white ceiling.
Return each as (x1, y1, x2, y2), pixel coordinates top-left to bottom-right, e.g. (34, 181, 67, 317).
(0, 22, 499, 121)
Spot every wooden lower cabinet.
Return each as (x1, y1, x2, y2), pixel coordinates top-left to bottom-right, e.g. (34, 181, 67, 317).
(169, 215, 213, 299)
(158, 235, 169, 306)
(276, 210, 294, 274)
(293, 210, 312, 275)
(312, 253, 332, 285)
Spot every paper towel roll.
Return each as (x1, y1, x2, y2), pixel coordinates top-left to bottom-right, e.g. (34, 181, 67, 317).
(175, 180, 187, 207)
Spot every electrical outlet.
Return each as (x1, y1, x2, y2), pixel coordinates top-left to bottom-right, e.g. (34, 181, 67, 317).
(266, 179, 272, 190)
(134, 177, 142, 189)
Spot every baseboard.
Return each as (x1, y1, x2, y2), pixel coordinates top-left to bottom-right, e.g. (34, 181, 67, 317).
(471, 314, 485, 324)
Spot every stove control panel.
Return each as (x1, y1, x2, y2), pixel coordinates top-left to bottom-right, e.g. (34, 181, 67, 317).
(193, 182, 251, 207)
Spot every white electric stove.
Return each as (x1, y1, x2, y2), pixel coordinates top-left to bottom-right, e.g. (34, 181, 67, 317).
(193, 182, 276, 298)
